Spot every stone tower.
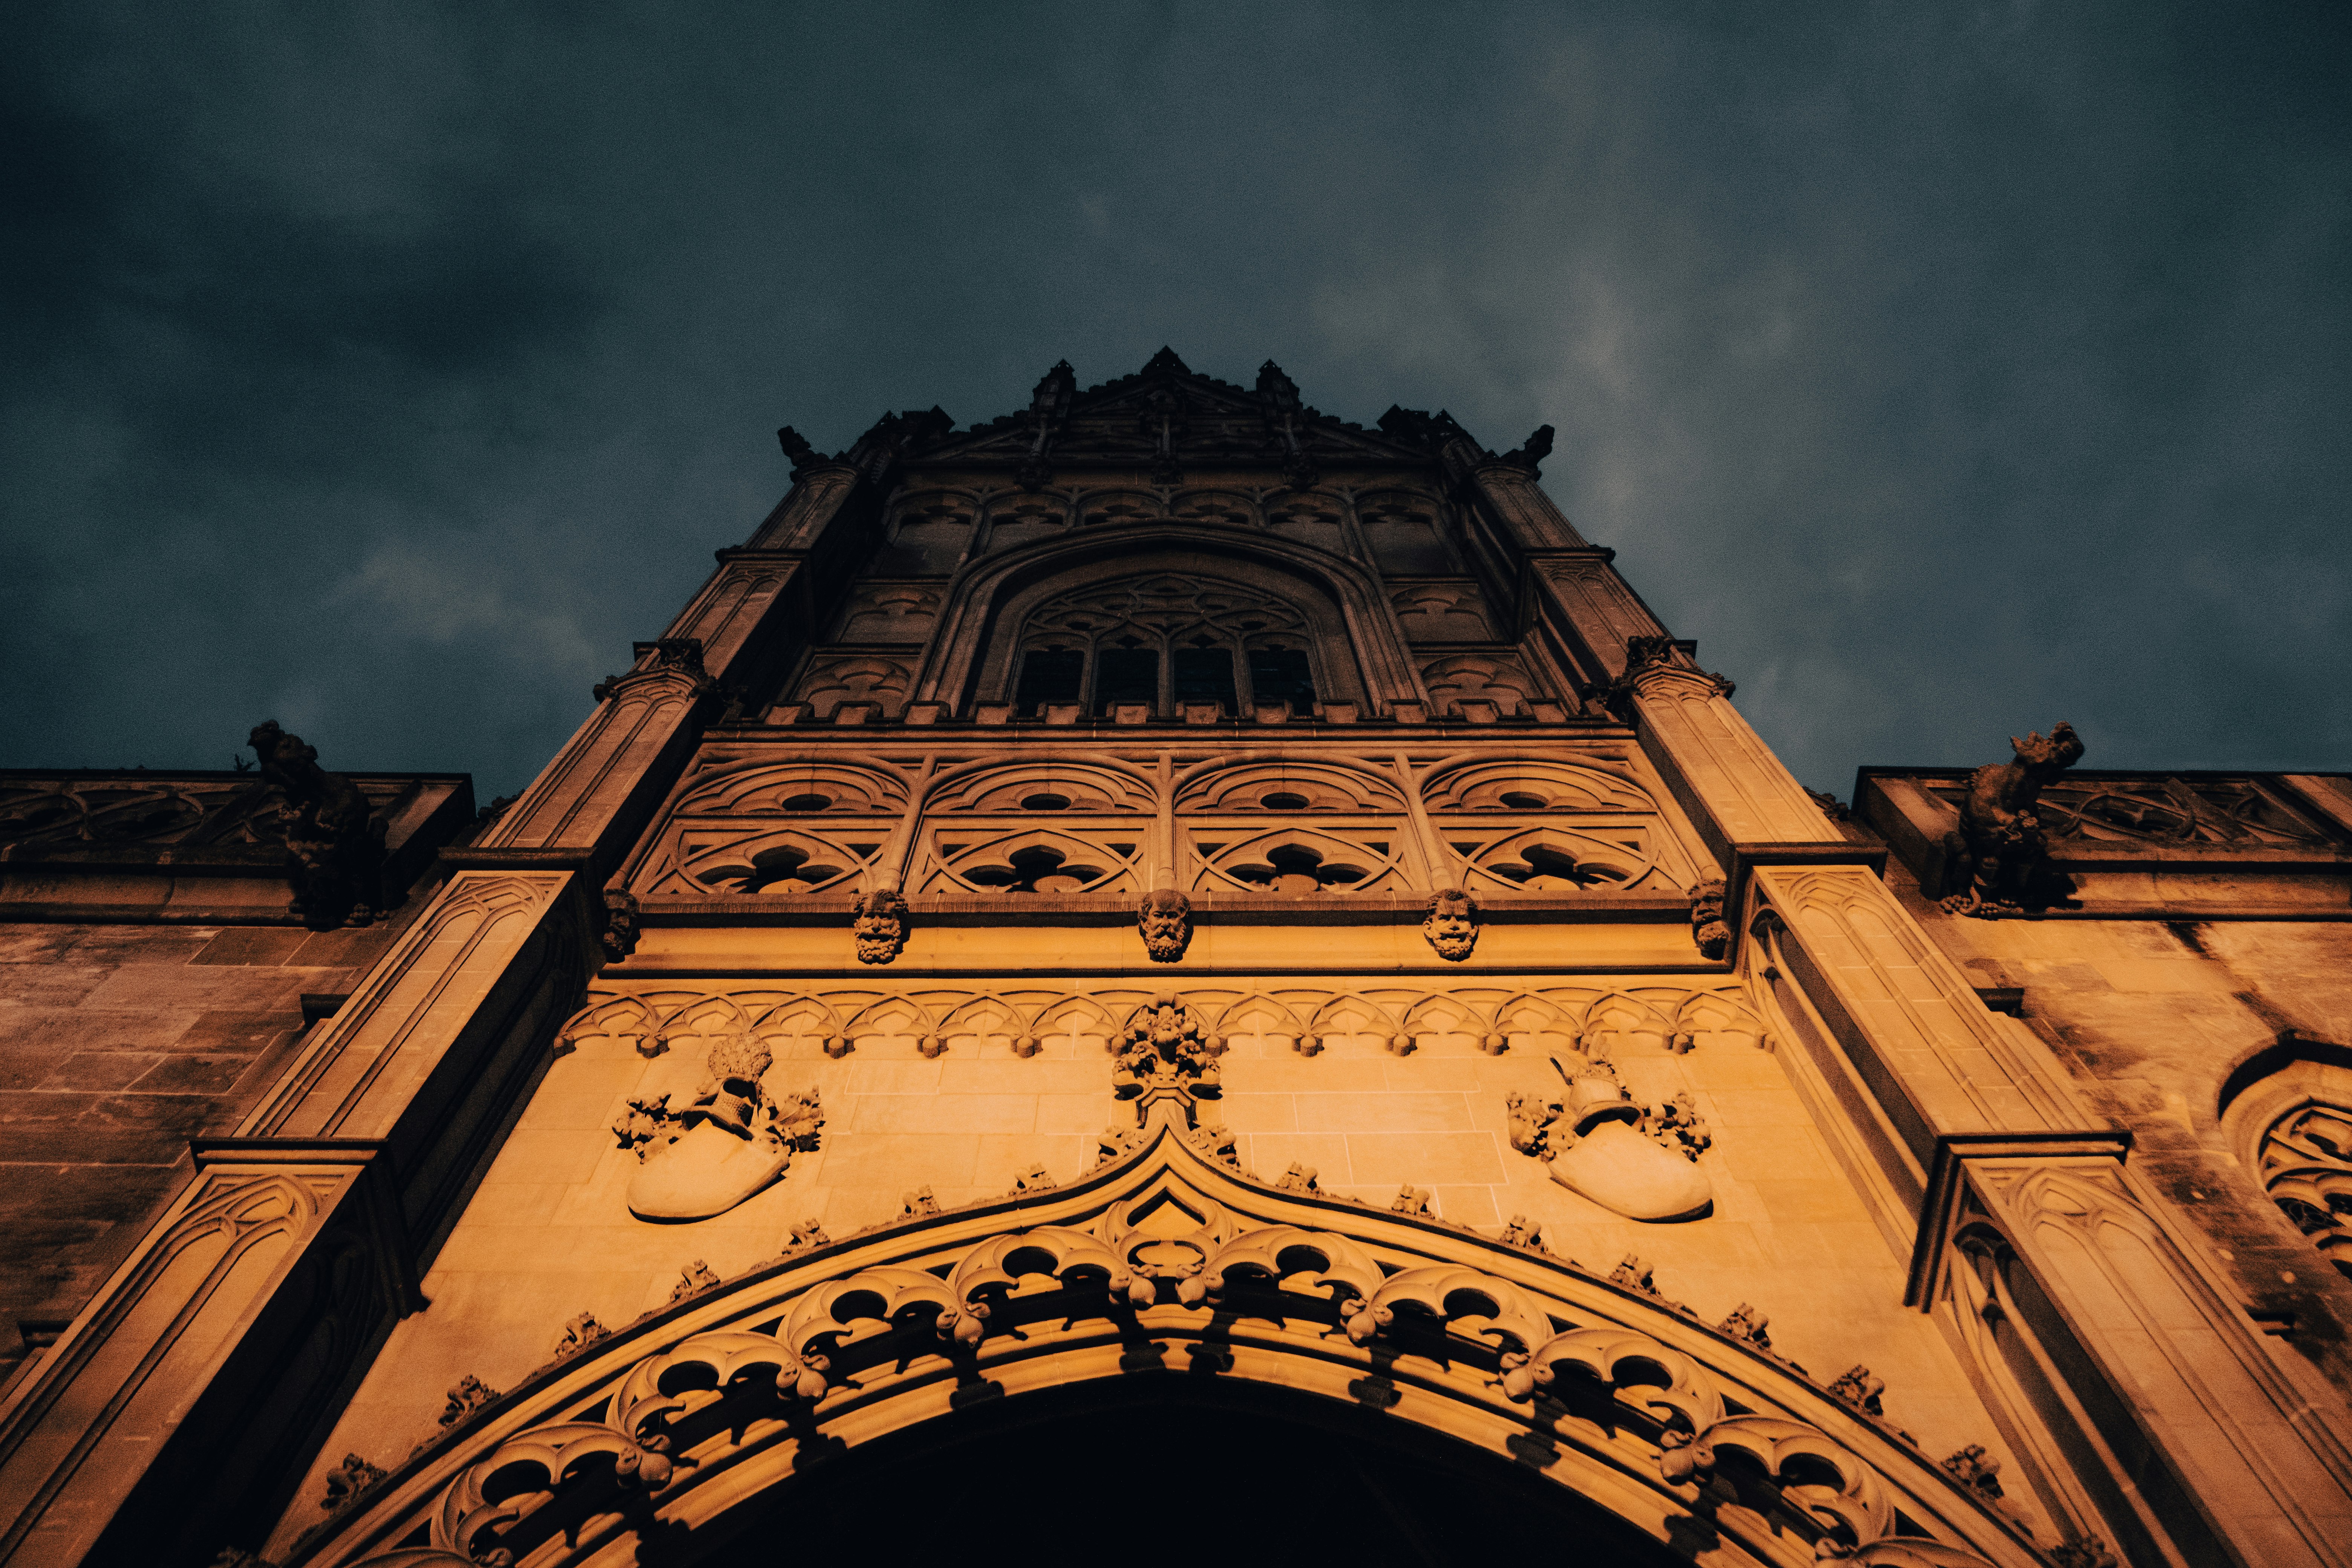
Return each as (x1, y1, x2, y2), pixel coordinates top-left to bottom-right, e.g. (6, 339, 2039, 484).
(4, 350, 2350, 1567)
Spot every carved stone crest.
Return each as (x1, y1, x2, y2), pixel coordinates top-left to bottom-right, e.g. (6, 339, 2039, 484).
(1136, 888, 1193, 962)
(1939, 722, 2085, 916)
(1504, 1053, 1714, 1222)
(616, 1034, 824, 1221)
(852, 888, 910, 964)
(1421, 886, 1480, 961)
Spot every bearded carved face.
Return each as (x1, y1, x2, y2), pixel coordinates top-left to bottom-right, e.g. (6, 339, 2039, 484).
(1422, 888, 1479, 961)
(852, 890, 908, 965)
(1136, 889, 1193, 962)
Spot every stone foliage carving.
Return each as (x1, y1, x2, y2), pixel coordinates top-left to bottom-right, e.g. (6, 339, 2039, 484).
(852, 888, 909, 964)
(1136, 888, 1193, 961)
(250, 720, 384, 929)
(554, 980, 1768, 1074)
(1603, 634, 1734, 721)
(1505, 1053, 1714, 1222)
(593, 638, 715, 704)
(616, 1033, 823, 1221)
(1110, 996, 1222, 1124)
(1937, 723, 2085, 916)
(320, 1124, 2023, 1568)
(1421, 887, 1479, 960)
(321, 1452, 387, 1514)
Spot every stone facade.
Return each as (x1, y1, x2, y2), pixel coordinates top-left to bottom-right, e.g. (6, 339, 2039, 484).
(0, 352, 2347, 1567)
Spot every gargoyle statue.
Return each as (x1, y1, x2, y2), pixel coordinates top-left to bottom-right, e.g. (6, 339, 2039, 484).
(852, 888, 910, 964)
(1136, 888, 1194, 962)
(1939, 722, 2084, 916)
(1421, 887, 1481, 961)
(249, 721, 383, 929)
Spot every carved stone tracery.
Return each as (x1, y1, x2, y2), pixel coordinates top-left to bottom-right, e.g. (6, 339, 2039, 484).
(300, 1125, 2028, 1568)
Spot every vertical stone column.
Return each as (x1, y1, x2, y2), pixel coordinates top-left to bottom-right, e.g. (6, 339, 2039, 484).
(1751, 868, 2352, 1566)
(0, 871, 586, 1566)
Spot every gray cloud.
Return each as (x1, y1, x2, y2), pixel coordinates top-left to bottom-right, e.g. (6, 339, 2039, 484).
(3, 2, 2346, 797)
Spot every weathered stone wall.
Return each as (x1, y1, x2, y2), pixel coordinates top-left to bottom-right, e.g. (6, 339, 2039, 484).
(1891, 858, 2352, 1398)
(0, 917, 407, 1390)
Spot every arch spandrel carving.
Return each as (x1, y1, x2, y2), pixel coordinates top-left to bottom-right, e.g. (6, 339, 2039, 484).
(288, 1122, 2038, 1568)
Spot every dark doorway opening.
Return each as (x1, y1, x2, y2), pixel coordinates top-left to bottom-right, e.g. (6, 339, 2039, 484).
(723, 1377, 1686, 1567)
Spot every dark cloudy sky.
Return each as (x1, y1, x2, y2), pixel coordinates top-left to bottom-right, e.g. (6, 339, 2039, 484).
(6, 3, 2347, 802)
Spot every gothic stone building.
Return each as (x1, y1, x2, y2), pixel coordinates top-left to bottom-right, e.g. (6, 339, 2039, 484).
(2, 350, 2349, 1568)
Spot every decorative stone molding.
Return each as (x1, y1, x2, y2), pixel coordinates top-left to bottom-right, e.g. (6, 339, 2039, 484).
(1109, 996, 1222, 1125)
(294, 1122, 2033, 1568)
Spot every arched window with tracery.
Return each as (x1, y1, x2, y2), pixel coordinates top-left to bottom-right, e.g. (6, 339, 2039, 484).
(1011, 574, 1321, 719)
(2222, 1050, 2352, 1279)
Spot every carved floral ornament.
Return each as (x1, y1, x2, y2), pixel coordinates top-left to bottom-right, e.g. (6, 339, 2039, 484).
(556, 981, 1771, 1068)
(285, 1121, 2039, 1568)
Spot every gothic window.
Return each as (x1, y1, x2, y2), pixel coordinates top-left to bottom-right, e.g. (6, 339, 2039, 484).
(2257, 1094, 2352, 1277)
(1014, 647, 1084, 711)
(1011, 574, 1320, 719)
(1357, 489, 1454, 573)
(1248, 646, 1317, 708)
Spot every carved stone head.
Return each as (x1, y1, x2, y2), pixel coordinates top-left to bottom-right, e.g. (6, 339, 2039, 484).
(1689, 879, 1729, 961)
(851, 888, 909, 965)
(1421, 887, 1480, 961)
(1136, 888, 1193, 962)
(2012, 721, 2085, 782)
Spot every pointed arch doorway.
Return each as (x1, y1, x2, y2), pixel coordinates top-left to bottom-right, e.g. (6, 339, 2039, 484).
(730, 1377, 1685, 1567)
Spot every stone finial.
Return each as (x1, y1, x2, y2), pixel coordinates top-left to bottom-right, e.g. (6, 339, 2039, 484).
(1689, 878, 1729, 960)
(1136, 888, 1194, 962)
(553, 1312, 607, 1360)
(438, 1374, 499, 1430)
(1421, 886, 1481, 961)
(1940, 1444, 2004, 1501)
(1939, 721, 2085, 917)
(1827, 1363, 1886, 1415)
(249, 720, 383, 929)
(320, 1453, 386, 1514)
(669, 1260, 721, 1304)
(1717, 1303, 1772, 1349)
(852, 888, 910, 964)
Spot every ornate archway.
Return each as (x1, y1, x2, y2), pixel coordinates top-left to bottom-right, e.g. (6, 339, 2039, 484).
(288, 1120, 2037, 1568)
